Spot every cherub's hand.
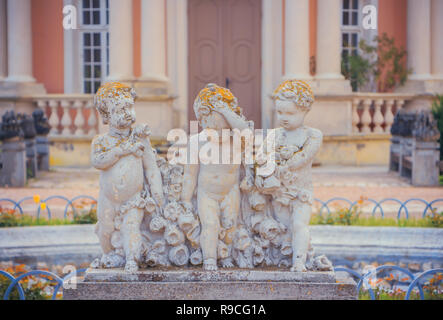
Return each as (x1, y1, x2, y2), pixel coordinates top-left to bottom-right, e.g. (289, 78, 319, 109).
(112, 146, 124, 158)
(120, 141, 145, 157)
(133, 124, 151, 139)
(130, 142, 145, 157)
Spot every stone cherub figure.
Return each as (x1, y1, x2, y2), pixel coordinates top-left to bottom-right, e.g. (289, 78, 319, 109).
(254, 79, 332, 272)
(90, 82, 164, 273)
(181, 83, 252, 271)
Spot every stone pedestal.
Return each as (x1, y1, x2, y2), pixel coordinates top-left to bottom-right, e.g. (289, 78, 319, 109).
(63, 268, 357, 300)
(24, 137, 37, 178)
(0, 137, 26, 187)
(411, 140, 440, 186)
(35, 135, 50, 171)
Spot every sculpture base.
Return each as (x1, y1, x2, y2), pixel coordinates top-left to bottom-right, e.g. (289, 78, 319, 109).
(64, 268, 357, 300)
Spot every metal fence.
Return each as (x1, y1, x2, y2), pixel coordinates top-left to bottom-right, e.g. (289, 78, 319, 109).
(1, 266, 441, 300)
(1, 195, 442, 220)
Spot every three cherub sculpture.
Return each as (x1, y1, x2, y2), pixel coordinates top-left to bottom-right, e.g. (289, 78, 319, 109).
(90, 80, 332, 273)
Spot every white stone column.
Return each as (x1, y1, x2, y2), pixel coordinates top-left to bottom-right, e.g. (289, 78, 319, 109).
(284, 0, 311, 80)
(315, 0, 351, 93)
(0, 0, 7, 80)
(108, 0, 134, 82)
(316, 0, 343, 80)
(141, 0, 168, 82)
(5, 0, 35, 82)
(431, 0, 443, 79)
(407, 0, 431, 81)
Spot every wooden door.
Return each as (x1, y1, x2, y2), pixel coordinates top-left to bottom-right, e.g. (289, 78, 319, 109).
(188, 0, 262, 127)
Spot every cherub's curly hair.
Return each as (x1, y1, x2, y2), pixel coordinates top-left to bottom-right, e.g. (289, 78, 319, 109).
(272, 79, 314, 110)
(94, 82, 136, 124)
(193, 83, 242, 120)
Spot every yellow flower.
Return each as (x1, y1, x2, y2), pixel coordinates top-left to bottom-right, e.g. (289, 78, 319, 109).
(40, 203, 47, 210)
(33, 194, 40, 203)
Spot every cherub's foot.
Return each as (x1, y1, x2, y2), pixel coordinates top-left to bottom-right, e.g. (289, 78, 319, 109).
(290, 258, 307, 272)
(100, 252, 125, 268)
(220, 258, 234, 268)
(124, 260, 139, 273)
(290, 264, 307, 272)
(203, 258, 218, 271)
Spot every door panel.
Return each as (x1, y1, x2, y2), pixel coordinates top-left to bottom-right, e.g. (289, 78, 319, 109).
(224, 0, 261, 127)
(188, 0, 262, 127)
(188, 0, 224, 122)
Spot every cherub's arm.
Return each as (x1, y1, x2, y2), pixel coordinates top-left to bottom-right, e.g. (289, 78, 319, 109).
(216, 107, 251, 131)
(285, 128, 322, 170)
(91, 135, 122, 170)
(141, 137, 164, 207)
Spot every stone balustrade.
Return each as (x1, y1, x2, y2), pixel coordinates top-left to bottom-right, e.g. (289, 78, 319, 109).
(32, 93, 424, 140)
(33, 95, 97, 139)
(350, 93, 415, 134)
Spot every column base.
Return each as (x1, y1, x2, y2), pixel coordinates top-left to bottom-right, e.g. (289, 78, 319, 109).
(130, 79, 177, 138)
(0, 81, 46, 116)
(133, 78, 171, 96)
(311, 78, 352, 95)
(0, 80, 46, 97)
(395, 78, 443, 95)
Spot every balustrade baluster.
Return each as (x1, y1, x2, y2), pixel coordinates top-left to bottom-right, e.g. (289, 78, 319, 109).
(352, 99, 361, 133)
(60, 100, 73, 136)
(361, 99, 372, 133)
(73, 100, 86, 136)
(87, 101, 97, 136)
(384, 99, 395, 133)
(373, 99, 384, 133)
(48, 100, 59, 136)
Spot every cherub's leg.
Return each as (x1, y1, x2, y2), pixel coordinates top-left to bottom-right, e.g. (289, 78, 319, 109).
(290, 200, 311, 272)
(220, 186, 240, 268)
(95, 193, 116, 254)
(198, 190, 220, 271)
(121, 207, 144, 273)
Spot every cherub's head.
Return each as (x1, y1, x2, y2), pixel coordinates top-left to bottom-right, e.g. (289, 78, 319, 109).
(94, 82, 137, 129)
(193, 83, 242, 131)
(272, 79, 314, 130)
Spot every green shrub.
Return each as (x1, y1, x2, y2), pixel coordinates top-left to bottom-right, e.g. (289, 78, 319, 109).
(341, 32, 411, 92)
(431, 94, 443, 161)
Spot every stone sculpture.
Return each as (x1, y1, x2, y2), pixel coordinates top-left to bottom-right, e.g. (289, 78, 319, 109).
(90, 82, 165, 273)
(90, 80, 332, 273)
(251, 79, 332, 272)
(181, 83, 253, 270)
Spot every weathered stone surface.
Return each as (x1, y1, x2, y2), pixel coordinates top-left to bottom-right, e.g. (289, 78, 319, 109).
(64, 269, 356, 300)
(84, 268, 336, 283)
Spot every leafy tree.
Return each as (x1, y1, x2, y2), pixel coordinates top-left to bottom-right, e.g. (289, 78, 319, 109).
(341, 32, 411, 92)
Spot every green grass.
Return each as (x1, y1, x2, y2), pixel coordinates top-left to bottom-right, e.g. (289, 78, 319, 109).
(0, 208, 97, 227)
(310, 215, 441, 228)
(310, 202, 443, 228)
(359, 289, 443, 300)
